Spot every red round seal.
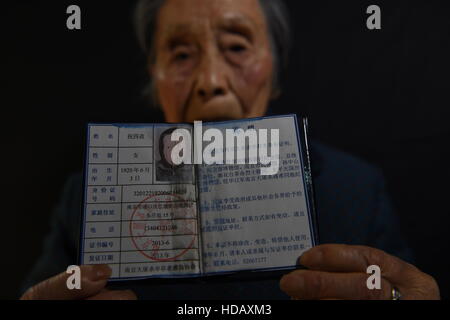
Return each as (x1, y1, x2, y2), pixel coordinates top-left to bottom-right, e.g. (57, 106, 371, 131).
(129, 192, 197, 262)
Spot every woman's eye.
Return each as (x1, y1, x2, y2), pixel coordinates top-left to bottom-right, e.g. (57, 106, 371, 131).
(174, 52, 190, 61)
(228, 44, 246, 53)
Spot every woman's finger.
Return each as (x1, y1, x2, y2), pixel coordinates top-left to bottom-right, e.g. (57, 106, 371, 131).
(86, 289, 137, 300)
(298, 244, 418, 286)
(20, 264, 112, 300)
(280, 269, 392, 300)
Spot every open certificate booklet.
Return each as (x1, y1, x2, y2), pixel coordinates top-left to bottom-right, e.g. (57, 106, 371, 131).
(79, 114, 318, 280)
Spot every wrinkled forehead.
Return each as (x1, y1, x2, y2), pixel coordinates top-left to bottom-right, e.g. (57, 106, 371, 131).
(154, 0, 269, 44)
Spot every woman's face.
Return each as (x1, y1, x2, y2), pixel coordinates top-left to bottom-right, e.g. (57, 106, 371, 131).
(151, 0, 274, 123)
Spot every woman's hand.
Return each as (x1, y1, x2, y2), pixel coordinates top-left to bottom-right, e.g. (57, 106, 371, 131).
(20, 265, 136, 300)
(280, 244, 440, 300)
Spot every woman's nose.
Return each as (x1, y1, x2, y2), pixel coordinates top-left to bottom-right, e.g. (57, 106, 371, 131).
(195, 54, 229, 102)
(198, 86, 226, 100)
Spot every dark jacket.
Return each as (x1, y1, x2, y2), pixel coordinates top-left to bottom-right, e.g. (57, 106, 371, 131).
(21, 141, 413, 299)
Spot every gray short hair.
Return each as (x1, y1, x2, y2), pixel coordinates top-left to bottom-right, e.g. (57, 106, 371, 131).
(134, 0, 291, 107)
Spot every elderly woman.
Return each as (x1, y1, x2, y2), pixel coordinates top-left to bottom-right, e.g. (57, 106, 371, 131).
(21, 0, 439, 300)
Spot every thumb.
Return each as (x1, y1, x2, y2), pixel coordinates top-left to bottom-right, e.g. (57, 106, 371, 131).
(21, 264, 112, 300)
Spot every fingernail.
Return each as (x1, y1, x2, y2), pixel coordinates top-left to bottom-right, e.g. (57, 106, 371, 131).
(92, 264, 112, 280)
(296, 254, 307, 268)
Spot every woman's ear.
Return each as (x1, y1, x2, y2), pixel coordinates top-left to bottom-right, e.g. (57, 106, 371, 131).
(270, 87, 281, 100)
(146, 60, 162, 110)
(148, 62, 155, 78)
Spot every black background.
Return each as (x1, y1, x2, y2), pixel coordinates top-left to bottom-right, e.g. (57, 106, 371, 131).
(1, 0, 449, 299)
